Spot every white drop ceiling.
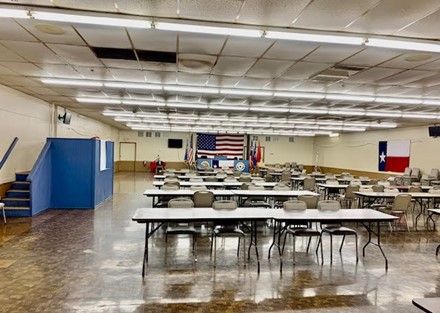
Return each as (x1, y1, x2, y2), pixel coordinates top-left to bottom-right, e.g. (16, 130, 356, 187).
(0, 0, 439, 134)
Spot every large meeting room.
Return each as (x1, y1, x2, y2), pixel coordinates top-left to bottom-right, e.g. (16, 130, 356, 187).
(1, 0, 440, 312)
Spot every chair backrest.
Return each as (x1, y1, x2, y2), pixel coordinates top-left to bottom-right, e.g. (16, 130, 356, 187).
(168, 197, 194, 208)
(345, 185, 360, 198)
(411, 168, 421, 178)
(164, 177, 179, 182)
(359, 186, 373, 192)
(193, 190, 214, 207)
(369, 179, 378, 185)
(283, 200, 307, 211)
(349, 179, 362, 186)
(189, 177, 204, 182)
(280, 171, 291, 182)
(251, 177, 264, 182)
(240, 182, 252, 190)
(408, 186, 422, 193)
(164, 172, 177, 177)
(224, 177, 238, 182)
(205, 176, 218, 182)
(248, 185, 264, 190)
(430, 168, 440, 179)
(162, 183, 179, 190)
(429, 188, 440, 194)
(392, 194, 412, 211)
(403, 167, 412, 176)
(273, 184, 290, 191)
(325, 173, 335, 179)
(384, 187, 399, 194)
(238, 176, 252, 182)
(326, 179, 339, 185)
(190, 185, 208, 191)
(317, 200, 341, 211)
(372, 184, 385, 192)
(298, 194, 319, 209)
(303, 177, 316, 191)
(378, 180, 390, 187)
(212, 200, 237, 210)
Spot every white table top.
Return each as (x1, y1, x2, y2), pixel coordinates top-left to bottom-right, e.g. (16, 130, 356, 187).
(132, 207, 397, 223)
(355, 191, 440, 199)
(152, 181, 278, 188)
(143, 189, 235, 197)
(412, 297, 440, 313)
(232, 190, 319, 197)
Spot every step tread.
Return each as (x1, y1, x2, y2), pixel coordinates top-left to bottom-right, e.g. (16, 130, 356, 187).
(8, 189, 30, 192)
(4, 206, 30, 211)
(16, 171, 30, 175)
(3, 197, 30, 201)
(13, 181, 30, 184)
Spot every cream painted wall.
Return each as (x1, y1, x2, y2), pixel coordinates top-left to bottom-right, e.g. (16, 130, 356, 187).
(55, 107, 120, 161)
(255, 135, 314, 165)
(0, 85, 121, 184)
(314, 125, 440, 174)
(0, 85, 52, 183)
(118, 131, 315, 164)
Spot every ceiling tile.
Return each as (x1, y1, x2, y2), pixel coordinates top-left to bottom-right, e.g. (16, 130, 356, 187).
(212, 56, 256, 76)
(221, 37, 274, 58)
(379, 53, 440, 69)
(37, 63, 83, 79)
(53, 0, 119, 12)
(347, 0, 440, 35)
(179, 33, 226, 55)
(177, 73, 210, 86)
(1, 41, 63, 64)
(0, 43, 25, 62)
(74, 24, 131, 48)
(341, 47, 403, 67)
(376, 70, 436, 85)
(263, 41, 319, 61)
(0, 62, 49, 77)
(128, 29, 177, 52)
(16, 20, 86, 45)
(293, 0, 381, 30)
(246, 59, 294, 78)
(265, 78, 300, 90)
(74, 66, 114, 80)
(108, 68, 147, 82)
(102, 59, 141, 70)
(142, 70, 174, 84)
(398, 9, 440, 40)
(0, 19, 37, 42)
(345, 67, 404, 83)
(292, 80, 327, 92)
(0, 75, 43, 86)
(280, 61, 331, 80)
(405, 74, 440, 88)
(235, 77, 271, 89)
(48, 44, 102, 67)
(25, 86, 60, 96)
(415, 59, 440, 71)
(206, 76, 241, 88)
(303, 44, 364, 63)
(0, 65, 18, 75)
(238, 0, 311, 27)
(180, 0, 242, 22)
(114, 0, 177, 17)
(141, 62, 177, 72)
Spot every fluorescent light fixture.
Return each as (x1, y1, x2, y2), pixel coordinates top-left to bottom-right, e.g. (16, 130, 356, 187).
(155, 22, 262, 37)
(326, 94, 375, 102)
(341, 127, 366, 132)
(122, 100, 166, 107)
(288, 120, 315, 125)
(136, 113, 167, 119)
(265, 31, 363, 45)
(366, 112, 402, 118)
(103, 111, 133, 117)
(366, 38, 440, 53)
(199, 116, 229, 121)
(76, 97, 121, 104)
(290, 108, 328, 114)
(220, 89, 273, 97)
(209, 105, 249, 111)
(329, 133, 340, 137)
(330, 110, 365, 116)
(42, 78, 103, 87)
(374, 123, 397, 128)
(259, 118, 287, 124)
(271, 124, 295, 129)
(423, 99, 440, 105)
(0, 8, 29, 18)
(168, 115, 198, 120)
(114, 118, 141, 122)
(32, 11, 151, 28)
(196, 121, 221, 126)
(313, 131, 333, 135)
(104, 82, 162, 90)
(164, 85, 218, 94)
(230, 116, 258, 121)
(250, 107, 289, 113)
(375, 97, 422, 105)
(274, 91, 324, 99)
(295, 125, 320, 130)
(401, 113, 436, 119)
(168, 103, 209, 109)
(316, 121, 343, 126)
(222, 122, 246, 127)
(169, 120, 196, 125)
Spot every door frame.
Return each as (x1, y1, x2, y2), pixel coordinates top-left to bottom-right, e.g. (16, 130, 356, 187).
(119, 142, 137, 172)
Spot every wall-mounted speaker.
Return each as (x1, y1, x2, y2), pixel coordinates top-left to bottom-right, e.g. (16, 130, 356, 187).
(429, 126, 440, 137)
(58, 112, 72, 124)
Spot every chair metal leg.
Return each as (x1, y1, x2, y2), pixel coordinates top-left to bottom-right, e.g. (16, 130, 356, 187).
(237, 237, 240, 257)
(355, 233, 359, 263)
(2, 207, 5, 224)
(213, 236, 217, 267)
(339, 235, 346, 253)
(330, 234, 333, 264)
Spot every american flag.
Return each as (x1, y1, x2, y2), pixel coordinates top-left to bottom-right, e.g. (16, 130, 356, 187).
(197, 133, 244, 159)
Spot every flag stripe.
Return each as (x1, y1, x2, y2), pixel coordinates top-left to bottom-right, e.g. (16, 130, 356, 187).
(197, 133, 244, 159)
(387, 140, 410, 157)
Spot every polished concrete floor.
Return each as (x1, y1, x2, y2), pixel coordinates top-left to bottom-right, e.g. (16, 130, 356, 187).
(1, 172, 440, 312)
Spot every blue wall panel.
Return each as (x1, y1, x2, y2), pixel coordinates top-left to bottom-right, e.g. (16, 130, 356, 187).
(50, 138, 94, 209)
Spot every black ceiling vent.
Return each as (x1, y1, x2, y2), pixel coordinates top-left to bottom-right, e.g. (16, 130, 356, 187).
(92, 47, 136, 60)
(333, 64, 367, 72)
(137, 50, 176, 63)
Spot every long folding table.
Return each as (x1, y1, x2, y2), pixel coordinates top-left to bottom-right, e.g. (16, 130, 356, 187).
(232, 190, 319, 206)
(152, 181, 279, 189)
(132, 207, 397, 276)
(144, 189, 235, 207)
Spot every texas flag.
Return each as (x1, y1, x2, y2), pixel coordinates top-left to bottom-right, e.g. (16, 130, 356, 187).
(378, 140, 410, 172)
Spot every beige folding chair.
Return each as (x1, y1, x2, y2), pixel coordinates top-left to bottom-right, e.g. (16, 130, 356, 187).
(317, 200, 358, 265)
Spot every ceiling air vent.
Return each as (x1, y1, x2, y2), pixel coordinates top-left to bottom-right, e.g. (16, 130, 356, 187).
(310, 69, 349, 83)
(333, 64, 368, 72)
(91, 47, 176, 63)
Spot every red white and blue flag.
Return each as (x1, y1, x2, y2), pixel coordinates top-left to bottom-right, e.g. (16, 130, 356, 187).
(184, 134, 194, 165)
(197, 133, 244, 159)
(378, 140, 410, 172)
